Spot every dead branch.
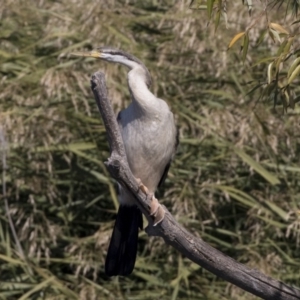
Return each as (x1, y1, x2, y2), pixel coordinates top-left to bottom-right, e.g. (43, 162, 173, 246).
(90, 71, 300, 300)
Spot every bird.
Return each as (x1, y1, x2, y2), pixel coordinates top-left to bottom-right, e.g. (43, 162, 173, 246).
(71, 47, 178, 276)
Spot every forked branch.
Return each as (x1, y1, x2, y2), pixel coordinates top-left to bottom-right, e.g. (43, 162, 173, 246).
(90, 71, 300, 300)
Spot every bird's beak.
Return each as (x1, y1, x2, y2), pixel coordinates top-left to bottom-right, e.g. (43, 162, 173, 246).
(70, 50, 102, 58)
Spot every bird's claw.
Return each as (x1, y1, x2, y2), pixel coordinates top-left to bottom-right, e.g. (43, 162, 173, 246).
(136, 178, 149, 194)
(136, 178, 165, 226)
(149, 195, 165, 226)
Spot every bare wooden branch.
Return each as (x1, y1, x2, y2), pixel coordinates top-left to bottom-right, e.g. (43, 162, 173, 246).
(90, 71, 300, 300)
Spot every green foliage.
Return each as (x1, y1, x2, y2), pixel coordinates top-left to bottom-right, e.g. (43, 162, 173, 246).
(1, 0, 300, 299)
(226, 2, 300, 111)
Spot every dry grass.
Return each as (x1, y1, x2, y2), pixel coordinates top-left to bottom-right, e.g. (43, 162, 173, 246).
(1, 0, 300, 299)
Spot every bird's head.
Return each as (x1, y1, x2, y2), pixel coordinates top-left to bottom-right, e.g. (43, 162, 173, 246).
(71, 47, 152, 87)
(71, 48, 122, 62)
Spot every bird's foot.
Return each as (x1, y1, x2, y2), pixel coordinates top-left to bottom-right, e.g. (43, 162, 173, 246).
(136, 178, 149, 194)
(136, 178, 165, 226)
(149, 195, 165, 226)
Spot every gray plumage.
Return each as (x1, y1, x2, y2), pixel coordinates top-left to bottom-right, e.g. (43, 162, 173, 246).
(72, 47, 177, 276)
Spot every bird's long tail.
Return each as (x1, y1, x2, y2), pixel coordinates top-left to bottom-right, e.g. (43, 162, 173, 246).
(105, 204, 143, 276)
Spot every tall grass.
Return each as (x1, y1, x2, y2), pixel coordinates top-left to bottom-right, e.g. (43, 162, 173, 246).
(1, 1, 300, 299)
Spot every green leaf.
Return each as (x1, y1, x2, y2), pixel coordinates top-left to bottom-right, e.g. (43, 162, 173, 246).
(19, 277, 55, 300)
(35, 142, 97, 152)
(242, 33, 249, 62)
(214, 8, 221, 32)
(208, 184, 257, 207)
(269, 22, 289, 35)
(288, 64, 300, 85)
(267, 61, 274, 84)
(234, 147, 280, 185)
(207, 0, 215, 18)
(287, 57, 300, 78)
(228, 32, 245, 49)
(265, 200, 289, 221)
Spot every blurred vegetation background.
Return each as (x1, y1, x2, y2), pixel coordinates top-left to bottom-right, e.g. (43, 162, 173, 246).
(1, 0, 300, 299)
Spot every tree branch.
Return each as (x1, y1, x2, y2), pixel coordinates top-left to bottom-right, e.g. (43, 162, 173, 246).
(90, 71, 300, 300)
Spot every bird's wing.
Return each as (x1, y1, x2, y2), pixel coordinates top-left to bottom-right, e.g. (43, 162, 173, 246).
(117, 111, 123, 131)
(117, 111, 179, 189)
(158, 126, 179, 187)
(158, 161, 171, 188)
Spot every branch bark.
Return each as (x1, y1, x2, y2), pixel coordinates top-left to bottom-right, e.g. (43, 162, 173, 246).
(90, 71, 300, 300)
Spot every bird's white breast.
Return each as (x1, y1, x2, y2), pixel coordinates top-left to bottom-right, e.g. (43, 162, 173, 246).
(119, 101, 176, 193)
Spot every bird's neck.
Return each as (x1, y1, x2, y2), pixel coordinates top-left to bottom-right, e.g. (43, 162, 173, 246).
(127, 67, 158, 113)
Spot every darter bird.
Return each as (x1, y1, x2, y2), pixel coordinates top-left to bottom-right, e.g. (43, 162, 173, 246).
(72, 47, 178, 276)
